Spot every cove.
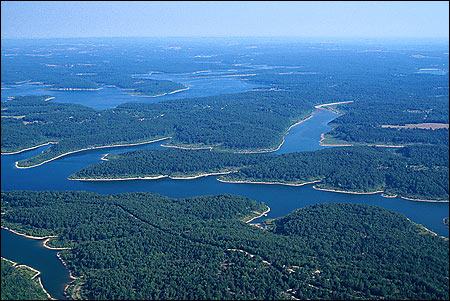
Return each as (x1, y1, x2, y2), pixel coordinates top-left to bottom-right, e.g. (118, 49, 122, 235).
(1, 228, 71, 300)
(274, 109, 336, 154)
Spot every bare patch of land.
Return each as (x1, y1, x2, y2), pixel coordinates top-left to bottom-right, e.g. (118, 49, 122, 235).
(314, 100, 354, 109)
(1, 115, 25, 119)
(381, 123, 449, 130)
(244, 206, 271, 223)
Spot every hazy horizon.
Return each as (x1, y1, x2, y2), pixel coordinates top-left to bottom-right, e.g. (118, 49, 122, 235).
(2, 1, 449, 39)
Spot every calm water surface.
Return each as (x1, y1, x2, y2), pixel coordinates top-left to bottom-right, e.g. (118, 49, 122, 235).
(1, 229, 71, 300)
(1, 81, 449, 299)
(1, 70, 265, 110)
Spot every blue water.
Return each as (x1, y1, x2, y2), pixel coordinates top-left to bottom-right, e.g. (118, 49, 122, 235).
(2, 111, 447, 239)
(1, 84, 139, 111)
(1, 70, 265, 110)
(135, 70, 266, 102)
(1, 229, 71, 300)
(274, 110, 335, 154)
(1, 76, 448, 299)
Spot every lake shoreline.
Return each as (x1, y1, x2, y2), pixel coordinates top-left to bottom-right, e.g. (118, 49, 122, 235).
(14, 137, 171, 169)
(1, 226, 57, 241)
(400, 196, 449, 203)
(130, 86, 191, 97)
(1, 226, 70, 250)
(160, 143, 213, 151)
(1, 257, 55, 300)
(104, 84, 190, 97)
(47, 87, 103, 91)
(313, 186, 448, 203)
(319, 133, 353, 147)
(69, 170, 235, 181)
(314, 100, 354, 110)
(217, 178, 322, 187)
(1, 142, 58, 155)
(312, 185, 385, 195)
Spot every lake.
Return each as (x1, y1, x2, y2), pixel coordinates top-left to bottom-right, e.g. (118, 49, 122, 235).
(1, 69, 266, 111)
(1, 75, 448, 299)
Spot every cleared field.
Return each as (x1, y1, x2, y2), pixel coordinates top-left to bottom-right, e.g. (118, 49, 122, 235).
(381, 123, 449, 130)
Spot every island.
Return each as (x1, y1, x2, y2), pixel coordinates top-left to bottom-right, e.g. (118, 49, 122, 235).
(69, 145, 449, 202)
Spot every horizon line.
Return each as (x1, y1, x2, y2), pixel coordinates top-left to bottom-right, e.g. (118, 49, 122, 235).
(1, 35, 449, 40)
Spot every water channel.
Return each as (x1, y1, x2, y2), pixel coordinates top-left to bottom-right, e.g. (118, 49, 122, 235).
(1, 75, 448, 299)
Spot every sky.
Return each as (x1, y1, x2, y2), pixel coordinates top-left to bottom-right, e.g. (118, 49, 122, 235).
(1, 1, 449, 39)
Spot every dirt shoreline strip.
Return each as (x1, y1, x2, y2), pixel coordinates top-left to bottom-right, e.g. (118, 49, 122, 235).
(14, 137, 171, 169)
(1, 142, 58, 155)
(69, 171, 235, 181)
(1, 257, 55, 300)
(245, 206, 271, 224)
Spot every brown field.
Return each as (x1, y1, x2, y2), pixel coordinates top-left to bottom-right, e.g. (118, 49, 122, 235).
(381, 123, 449, 130)
(1, 115, 25, 119)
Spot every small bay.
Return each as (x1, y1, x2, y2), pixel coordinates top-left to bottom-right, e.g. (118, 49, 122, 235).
(1, 228, 71, 300)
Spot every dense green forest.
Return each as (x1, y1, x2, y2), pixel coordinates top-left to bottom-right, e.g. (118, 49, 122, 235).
(1, 191, 448, 300)
(321, 95, 449, 146)
(1, 259, 50, 300)
(1, 92, 313, 167)
(2, 38, 449, 300)
(2, 39, 448, 161)
(239, 48, 449, 147)
(70, 145, 449, 201)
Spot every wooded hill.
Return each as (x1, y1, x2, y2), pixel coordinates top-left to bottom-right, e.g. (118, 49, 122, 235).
(70, 145, 449, 201)
(1, 191, 448, 300)
(1, 259, 50, 300)
(1, 91, 313, 167)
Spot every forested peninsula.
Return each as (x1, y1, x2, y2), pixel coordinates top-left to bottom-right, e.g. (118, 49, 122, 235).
(1, 92, 313, 167)
(69, 145, 449, 202)
(1, 258, 51, 300)
(320, 92, 449, 147)
(1, 190, 448, 300)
